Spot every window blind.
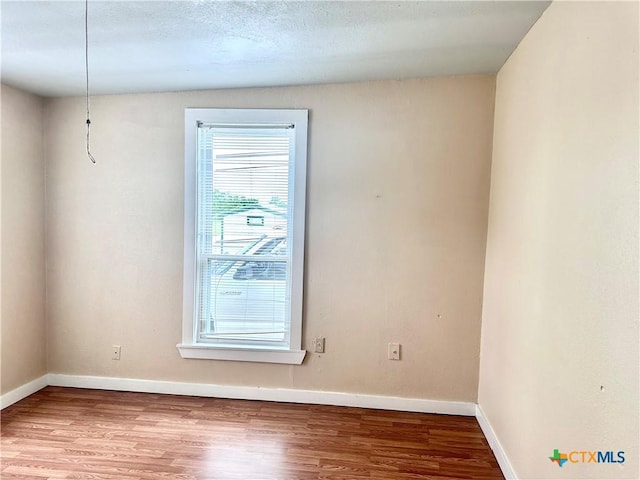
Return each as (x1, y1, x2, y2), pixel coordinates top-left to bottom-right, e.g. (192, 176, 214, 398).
(195, 124, 295, 346)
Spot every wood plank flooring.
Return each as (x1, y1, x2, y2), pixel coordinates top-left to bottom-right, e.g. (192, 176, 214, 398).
(1, 387, 503, 479)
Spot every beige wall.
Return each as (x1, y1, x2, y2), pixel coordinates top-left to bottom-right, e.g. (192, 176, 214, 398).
(44, 76, 495, 401)
(478, 2, 639, 479)
(0, 84, 47, 394)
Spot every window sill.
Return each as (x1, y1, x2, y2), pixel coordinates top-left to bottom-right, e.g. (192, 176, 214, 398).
(176, 343, 307, 364)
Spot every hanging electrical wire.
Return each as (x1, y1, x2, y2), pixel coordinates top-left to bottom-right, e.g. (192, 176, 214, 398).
(85, 0, 96, 164)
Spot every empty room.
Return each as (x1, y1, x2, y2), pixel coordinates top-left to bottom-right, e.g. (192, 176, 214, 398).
(1, 1, 638, 479)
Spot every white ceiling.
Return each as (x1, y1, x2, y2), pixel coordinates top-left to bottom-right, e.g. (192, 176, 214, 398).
(1, 1, 550, 98)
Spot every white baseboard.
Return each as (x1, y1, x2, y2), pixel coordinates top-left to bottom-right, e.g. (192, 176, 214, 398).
(0, 375, 48, 409)
(476, 404, 517, 479)
(47, 373, 476, 416)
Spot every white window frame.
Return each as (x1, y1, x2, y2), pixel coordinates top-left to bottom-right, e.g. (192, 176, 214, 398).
(178, 108, 308, 364)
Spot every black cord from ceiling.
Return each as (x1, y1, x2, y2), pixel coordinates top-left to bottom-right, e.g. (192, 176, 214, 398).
(85, 0, 96, 164)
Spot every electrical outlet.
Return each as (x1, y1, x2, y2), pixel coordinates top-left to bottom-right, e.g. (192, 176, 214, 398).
(388, 343, 401, 360)
(112, 345, 121, 360)
(314, 337, 325, 353)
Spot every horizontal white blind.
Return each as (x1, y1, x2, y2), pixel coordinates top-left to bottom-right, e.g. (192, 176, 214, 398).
(195, 125, 295, 345)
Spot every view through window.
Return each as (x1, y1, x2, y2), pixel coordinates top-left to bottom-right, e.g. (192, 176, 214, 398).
(196, 125, 293, 344)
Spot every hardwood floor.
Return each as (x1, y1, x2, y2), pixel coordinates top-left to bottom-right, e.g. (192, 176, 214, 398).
(1, 387, 503, 479)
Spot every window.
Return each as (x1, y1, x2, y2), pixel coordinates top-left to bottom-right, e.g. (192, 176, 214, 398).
(246, 215, 264, 226)
(179, 109, 308, 364)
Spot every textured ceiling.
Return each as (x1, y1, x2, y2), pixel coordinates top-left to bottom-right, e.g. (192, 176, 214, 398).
(1, 1, 550, 97)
